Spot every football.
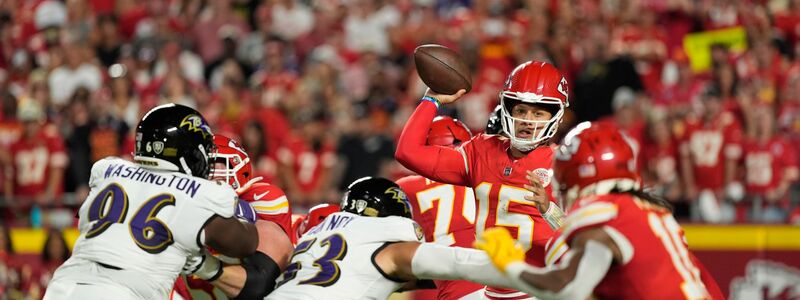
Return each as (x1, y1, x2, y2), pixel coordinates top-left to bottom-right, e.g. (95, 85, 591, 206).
(414, 44, 472, 95)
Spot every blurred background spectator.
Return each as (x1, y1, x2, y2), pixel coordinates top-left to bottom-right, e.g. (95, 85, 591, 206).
(2, 0, 800, 294)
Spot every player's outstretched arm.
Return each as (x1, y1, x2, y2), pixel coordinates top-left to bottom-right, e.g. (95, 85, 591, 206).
(476, 228, 619, 300)
(373, 241, 515, 289)
(395, 89, 472, 186)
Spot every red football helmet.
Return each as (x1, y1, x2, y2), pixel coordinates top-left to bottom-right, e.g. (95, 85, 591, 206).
(427, 116, 473, 147)
(298, 203, 340, 235)
(210, 135, 253, 189)
(499, 61, 569, 151)
(553, 122, 640, 208)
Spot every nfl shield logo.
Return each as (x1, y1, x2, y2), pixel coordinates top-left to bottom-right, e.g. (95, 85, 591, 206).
(153, 141, 164, 155)
(503, 166, 512, 176)
(355, 200, 368, 213)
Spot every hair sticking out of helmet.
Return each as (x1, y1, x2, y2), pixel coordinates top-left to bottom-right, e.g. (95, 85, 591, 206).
(427, 116, 472, 147)
(499, 61, 569, 152)
(210, 135, 253, 189)
(553, 122, 642, 209)
(341, 177, 412, 219)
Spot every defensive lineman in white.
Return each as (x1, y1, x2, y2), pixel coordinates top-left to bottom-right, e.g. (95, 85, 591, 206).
(267, 177, 514, 300)
(44, 104, 259, 299)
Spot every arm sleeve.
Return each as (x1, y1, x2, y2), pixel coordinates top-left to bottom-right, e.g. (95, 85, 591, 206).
(411, 243, 515, 288)
(248, 185, 292, 236)
(395, 101, 471, 187)
(504, 240, 613, 300)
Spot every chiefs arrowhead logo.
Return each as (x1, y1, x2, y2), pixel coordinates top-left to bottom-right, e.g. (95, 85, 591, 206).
(730, 260, 800, 300)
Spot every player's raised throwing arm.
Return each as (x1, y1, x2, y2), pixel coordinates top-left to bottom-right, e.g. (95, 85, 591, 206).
(395, 89, 471, 186)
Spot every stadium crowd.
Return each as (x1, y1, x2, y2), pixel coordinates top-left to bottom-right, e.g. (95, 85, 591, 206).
(1, 0, 800, 297)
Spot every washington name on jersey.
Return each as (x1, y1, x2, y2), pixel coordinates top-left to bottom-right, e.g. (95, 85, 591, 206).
(48, 157, 238, 299)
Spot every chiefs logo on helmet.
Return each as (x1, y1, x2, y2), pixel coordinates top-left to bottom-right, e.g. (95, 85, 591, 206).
(210, 135, 253, 189)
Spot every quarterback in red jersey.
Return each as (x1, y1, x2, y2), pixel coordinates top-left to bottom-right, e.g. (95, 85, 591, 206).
(476, 122, 723, 300)
(396, 61, 568, 299)
(181, 135, 294, 299)
(397, 116, 483, 300)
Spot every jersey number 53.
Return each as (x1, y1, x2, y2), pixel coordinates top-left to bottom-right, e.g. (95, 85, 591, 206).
(277, 234, 349, 287)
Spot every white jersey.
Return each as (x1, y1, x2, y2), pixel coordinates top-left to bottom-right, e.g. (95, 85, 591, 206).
(266, 212, 424, 300)
(47, 157, 237, 299)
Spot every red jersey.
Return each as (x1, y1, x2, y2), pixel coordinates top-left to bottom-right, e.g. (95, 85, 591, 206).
(8, 128, 67, 198)
(741, 137, 798, 196)
(397, 175, 483, 300)
(238, 181, 294, 240)
(459, 134, 556, 264)
(184, 180, 294, 299)
(678, 112, 743, 190)
(642, 142, 679, 186)
(396, 102, 557, 299)
(558, 194, 723, 300)
(277, 137, 336, 193)
(778, 101, 800, 152)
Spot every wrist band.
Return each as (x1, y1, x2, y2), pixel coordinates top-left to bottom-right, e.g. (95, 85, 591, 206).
(542, 203, 565, 230)
(421, 95, 441, 109)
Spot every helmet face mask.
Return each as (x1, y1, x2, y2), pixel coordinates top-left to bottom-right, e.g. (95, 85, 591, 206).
(499, 61, 569, 152)
(210, 135, 253, 189)
(499, 96, 564, 151)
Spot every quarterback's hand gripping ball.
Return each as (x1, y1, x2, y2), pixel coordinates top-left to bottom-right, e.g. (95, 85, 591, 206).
(474, 228, 525, 273)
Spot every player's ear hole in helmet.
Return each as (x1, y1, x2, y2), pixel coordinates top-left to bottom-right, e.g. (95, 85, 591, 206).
(134, 103, 216, 178)
(340, 177, 413, 219)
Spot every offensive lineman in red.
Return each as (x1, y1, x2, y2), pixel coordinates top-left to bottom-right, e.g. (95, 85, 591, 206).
(396, 61, 568, 299)
(476, 122, 723, 300)
(181, 135, 294, 299)
(397, 116, 483, 300)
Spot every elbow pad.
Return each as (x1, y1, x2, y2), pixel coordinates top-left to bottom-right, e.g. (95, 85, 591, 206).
(233, 252, 281, 300)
